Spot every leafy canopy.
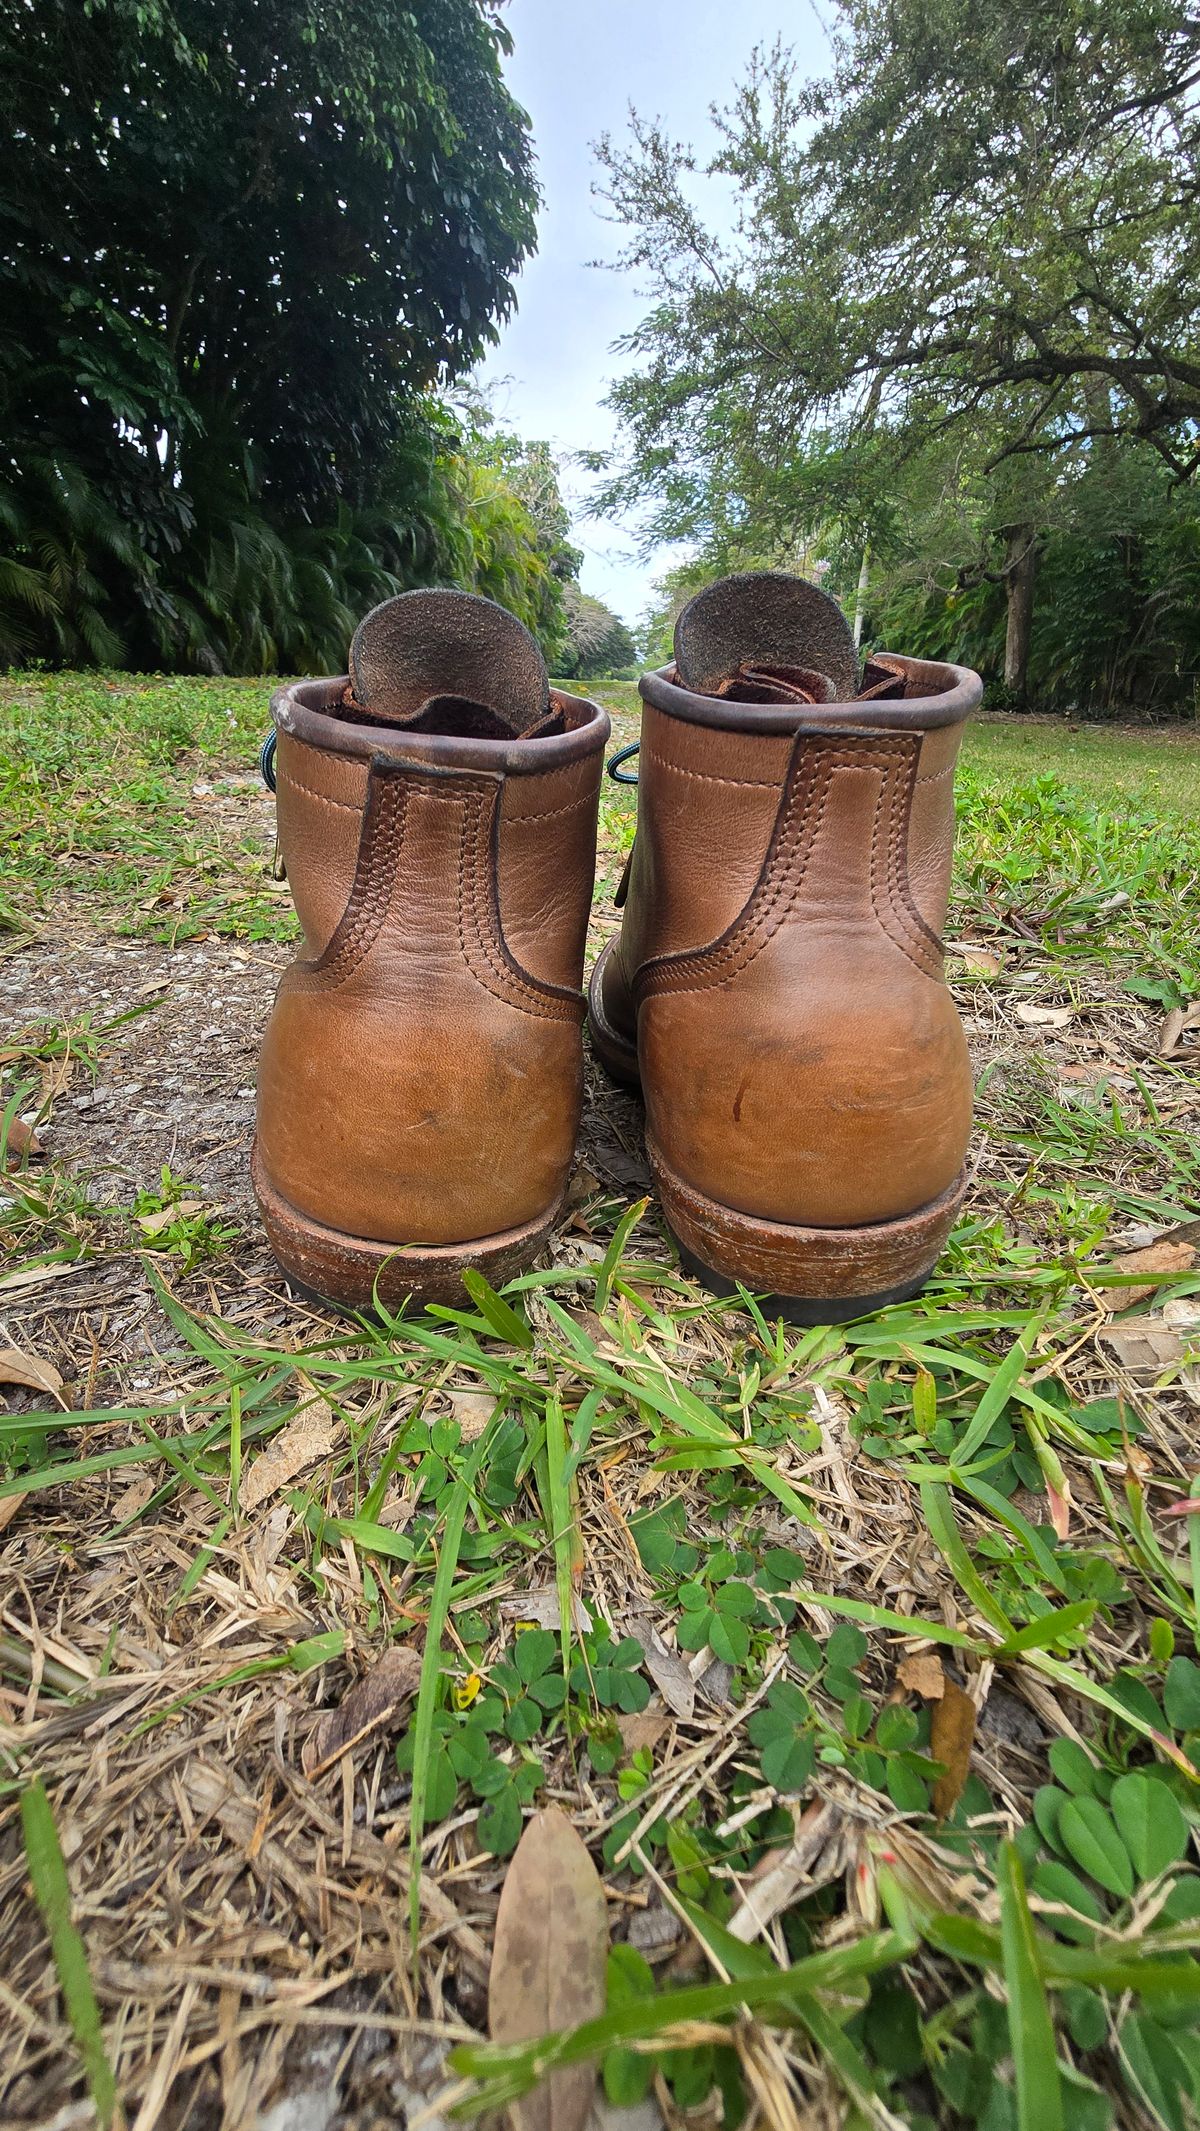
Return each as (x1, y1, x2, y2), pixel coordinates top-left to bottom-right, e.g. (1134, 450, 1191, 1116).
(597, 0, 1200, 536)
(0, 0, 544, 671)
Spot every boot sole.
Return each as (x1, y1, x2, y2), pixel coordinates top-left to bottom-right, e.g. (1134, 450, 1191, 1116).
(647, 1134, 967, 1323)
(251, 1140, 562, 1314)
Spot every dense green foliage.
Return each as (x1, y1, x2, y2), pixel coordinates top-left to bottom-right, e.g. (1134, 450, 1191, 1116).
(557, 586, 639, 681)
(599, 0, 1200, 715)
(0, 0, 547, 672)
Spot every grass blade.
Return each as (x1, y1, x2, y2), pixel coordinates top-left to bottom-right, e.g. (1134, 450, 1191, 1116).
(21, 1779, 118, 2125)
(409, 1409, 501, 1955)
(461, 1269, 534, 1349)
(449, 1930, 908, 2115)
(542, 1387, 576, 1686)
(951, 1310, 1050, 1468)
(998, 1838, 1065, 2131)
(921, 1483, 1014, 1635)
(595, 1195, 649, 1314)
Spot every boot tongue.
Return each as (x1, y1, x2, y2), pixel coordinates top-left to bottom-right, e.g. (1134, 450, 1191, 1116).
(674, 571, 860, 704)
(349, 588, 554, 737)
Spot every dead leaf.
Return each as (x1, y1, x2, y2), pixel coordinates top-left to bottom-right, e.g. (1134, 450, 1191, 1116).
(0, 1346, 70, 1409)
(489, 1807, 608, 2131)
(241, 1396, 338, 1511)
(1094, 1240, 1195, 1314)
(0, 1261, 76, 1294)
(1160, 1002, 1200, 1058)
(897, 1653, 945, 1701)
(1015, 1003, 1074, 1028)
(108, 1473, 156, 1525)
(1161, 1007, 1186, 1056)
(1099, 1317, 1200, 1401)
(1163, 1299, 1200, 1331)
(302, 1646, 421, 1776)
(931, 1680, 977, 1819)
(616, 1707, 673, 1756)
(625, 1615, 695, 1719)
(695, 1654, 736, 1707)
(497, 1586, 593, 1633)
(4, 1116, 42, 1167)
(138, 1198, 205, 1237)
(447, 1388, 497, 1441)
(951, 944, 1001, 977)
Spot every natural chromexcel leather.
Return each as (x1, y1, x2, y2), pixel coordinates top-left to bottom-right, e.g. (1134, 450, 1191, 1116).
(254, 647, 609, 1304)
(593, 641, 983, 1297)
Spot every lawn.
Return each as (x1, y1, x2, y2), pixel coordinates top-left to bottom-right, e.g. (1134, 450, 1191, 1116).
(3, 670, 1200, 2130)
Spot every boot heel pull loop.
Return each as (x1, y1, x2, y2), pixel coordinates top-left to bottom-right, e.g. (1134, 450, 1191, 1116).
(607, 742, 640, 786)
(260, 730, 278, 792)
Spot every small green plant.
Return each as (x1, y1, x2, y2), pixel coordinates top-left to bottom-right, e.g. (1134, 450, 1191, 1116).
(132, 1166, 238, 1271)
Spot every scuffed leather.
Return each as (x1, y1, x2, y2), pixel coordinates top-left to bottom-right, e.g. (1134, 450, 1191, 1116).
(603, 652, 982, 1230)
(258, 690, 608, 1248)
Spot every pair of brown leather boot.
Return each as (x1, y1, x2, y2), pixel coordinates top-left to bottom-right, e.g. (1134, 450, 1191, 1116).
(252, 574, 981, 1323)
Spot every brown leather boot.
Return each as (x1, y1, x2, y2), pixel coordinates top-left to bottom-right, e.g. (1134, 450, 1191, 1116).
(253, 590, 609, 1310)
(588, 572, 982, 1322)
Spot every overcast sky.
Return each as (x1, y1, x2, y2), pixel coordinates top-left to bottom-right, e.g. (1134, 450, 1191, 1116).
(475, 0, 829, 632)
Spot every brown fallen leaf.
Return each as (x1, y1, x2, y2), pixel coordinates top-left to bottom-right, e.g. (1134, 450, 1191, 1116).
(0, 1346, 70, 1409)
(0, 1260, 77, 1295)
(931, 1681, 977, 1819)
(1015, 1002, 1075, 1028)
(138, 1198, 205, 1237)
(108, 1473, 157, 1526)
(1094, 1240, 1195, 1314)
(489, 1807, 608, 2131)
(1099, 1317, 1200, 1401)
(616, 1706, 673, 1756)
(447, 1387, 497, 1441)
(3, 1116, 42, 1168)
(897, 1652, 945, 1701)
(624, 1615, 695, 1719)
(302, 1645, 421, 1776)
(240, 1395, 339, 1511)
(1160, 1002, 1200, 1058)
(950, 944, 1002, 977)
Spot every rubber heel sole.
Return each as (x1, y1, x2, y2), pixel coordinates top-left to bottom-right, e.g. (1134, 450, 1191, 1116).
(251, 1142, 561, 1314)
(647, 1136, 968, 1325)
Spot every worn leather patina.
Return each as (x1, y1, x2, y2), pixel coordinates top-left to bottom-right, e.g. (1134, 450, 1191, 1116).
(252, 591, 609, 1309)
(588, 572, 983, 1321)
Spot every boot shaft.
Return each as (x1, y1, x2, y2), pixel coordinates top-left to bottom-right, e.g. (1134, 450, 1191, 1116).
(272, 676, 606, 993)
(620, 655, 977, 982)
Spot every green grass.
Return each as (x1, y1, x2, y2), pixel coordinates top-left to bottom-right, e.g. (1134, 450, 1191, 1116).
(6, 668, 1200, 2129)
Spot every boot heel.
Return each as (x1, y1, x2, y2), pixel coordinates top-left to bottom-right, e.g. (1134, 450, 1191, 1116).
(647, 1134, 967, 1325)
(251, 1143, 561, 1313)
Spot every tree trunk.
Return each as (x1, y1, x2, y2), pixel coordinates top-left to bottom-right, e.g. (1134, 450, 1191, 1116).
(852, 540, 870, 649)
(1003, 526, 1036, 697)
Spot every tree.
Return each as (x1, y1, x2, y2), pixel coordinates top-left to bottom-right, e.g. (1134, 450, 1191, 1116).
(558, 587, 638, 680)
(0, 0, 539, 669)
(595, 0, 1200, 696)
